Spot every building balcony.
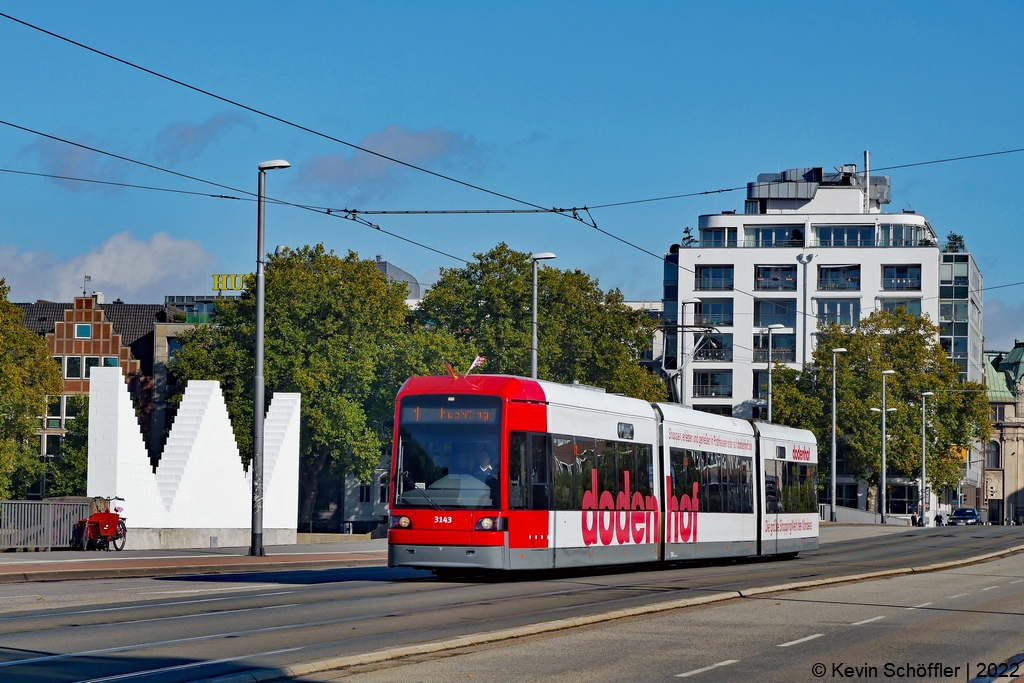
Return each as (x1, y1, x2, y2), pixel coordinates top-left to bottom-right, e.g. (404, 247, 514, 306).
(693, 385, 732, 398)
(693, 347, 733, 362)
(752, 349, 797, 363)
(694, 313, 734, 326)
(817, 279, 860, 291)
(695, 278, 734, 291)
(754, 278, 796, 291)
(882, 278, 922, 291)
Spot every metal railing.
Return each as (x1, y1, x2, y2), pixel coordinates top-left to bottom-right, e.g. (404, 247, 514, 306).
(693, 347, 733, 362)
(0, 500, 89, 550)
(692, 385, 733, 398)
(754, 279, 797, 291)
(694, 314, 733, 326)
(752, 350, 797, 363)
(817, 280, 860, 291)
(694, 277, 734, 291)
(882, 277, 921, 291)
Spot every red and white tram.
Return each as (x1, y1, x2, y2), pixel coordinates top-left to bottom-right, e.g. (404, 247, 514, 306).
(387, 374, 818, 572)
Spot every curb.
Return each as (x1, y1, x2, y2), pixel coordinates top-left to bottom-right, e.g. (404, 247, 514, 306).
(0, 556, 386, 584)
(166, 541, 1024, 683)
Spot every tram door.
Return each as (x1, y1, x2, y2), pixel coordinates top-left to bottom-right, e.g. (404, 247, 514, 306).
(764, 457, 781, 556)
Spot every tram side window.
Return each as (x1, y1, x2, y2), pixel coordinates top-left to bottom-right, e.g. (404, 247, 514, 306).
(739, 456, 754, 513)
(509, 432, 529, 509)
(597, 439, 618, 497)
(765, 460, 782, 513)
(634, 444, 653, 497)
(552, 435, 577, 509)
(705, 453, 721, 512)
(575, 438, 597, 507)
(531, 434, 551, 510)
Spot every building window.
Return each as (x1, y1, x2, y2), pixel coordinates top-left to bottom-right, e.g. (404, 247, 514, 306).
(66, 357, 82, 379)
(45, 434, 62, 457)
(879, 224, 925, 247)
(754, 265, 797, 291)
(46, 397, 62, 429)
(747, 226, 803, 248)
(883, 265, 922, 291)
(752, 371, 767, 400)
(693, 333, 733, 362)
(693, 371, 732, 398)
(753, 333, 796, 363)
(753, 299, 796, 327)
(887, 485, 918, 515)
(358, 484, 372, 503)
(695, 265, 734, 291)
(695, 299, 733, 326)
(838, 484, 859, 508)
(75, 324, 92, 339)
(881, 299, 922, 317)
(379, 475, 389, 504)
(818, 265, 860, 291)
(693, 405, 733, 416)
(939, 261, 969, 286)
(815, 225, 874, 247)
(53, 357, 63, 375)
(102, 356, 119, 368)
(939, 301, 968, 322)
(84, 357, 100, 378)
(700, 227, 737, 247)
(991, 405, 1006, 423)
(817, 299, 860, 327)
(986, 442, 1001, 469)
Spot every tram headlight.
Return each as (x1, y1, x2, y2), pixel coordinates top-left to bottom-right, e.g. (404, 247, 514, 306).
(391, 515, 412, 529)
(474, 517, 506, 531)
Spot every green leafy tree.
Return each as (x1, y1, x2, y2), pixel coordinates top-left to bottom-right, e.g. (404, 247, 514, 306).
(418, 243, 667, 401)
(169, 245, 471, 520)
(0, 279, 64, 499)
(680, 226, 697, 248)
(48, 395, 89, 497)
(772, 308, 989, 494)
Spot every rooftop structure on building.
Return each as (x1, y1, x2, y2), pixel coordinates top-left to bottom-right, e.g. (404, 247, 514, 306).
(376, 255, 421, 300)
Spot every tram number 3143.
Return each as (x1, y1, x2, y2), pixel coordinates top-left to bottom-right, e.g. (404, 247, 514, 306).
(434, 515, 453, 524)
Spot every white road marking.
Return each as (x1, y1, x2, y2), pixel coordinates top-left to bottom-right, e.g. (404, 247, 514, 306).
(74, 646, 305, 683)
(908, 602, 932, 609)
(851, 616, 885, 625)
(948, 593, 969, 598)
(676, 660, 739, 678)
(778, 634, 824, 647)
(0, 594, 41, 599)
(982, 586, 999, 591)
(1011, 579, 1024, 584)
(136, 585, 281, 595)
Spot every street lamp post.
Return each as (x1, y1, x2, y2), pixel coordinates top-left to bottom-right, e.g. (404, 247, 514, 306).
(920, 391, 934, 526)
(250, 159, 290, 557)
(677, 298, 701, 407)
(830, 348, 848, 523)
(870, 369, 897, 524)
(531, 252, 556, 379)
(765, 323, 785, 423)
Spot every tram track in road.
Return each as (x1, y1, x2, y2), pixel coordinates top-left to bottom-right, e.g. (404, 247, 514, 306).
(0, 528, 1022, 682)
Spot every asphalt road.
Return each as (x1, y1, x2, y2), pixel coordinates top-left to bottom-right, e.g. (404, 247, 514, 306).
(332, 549, 1024, 683)
(0, 526, 1021, 683)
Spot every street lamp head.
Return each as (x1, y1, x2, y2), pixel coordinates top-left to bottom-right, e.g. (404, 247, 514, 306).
(767, 323, 785, 330)
(680, 297, 701, 305)
(870, 407, 881, 413)
(258, 159, 291, 171)
(921, 391, 935, 397)
(531, 252, 556, 261)
(886, 407, 897, 413)
(832, 347, 847, 354)
(881, 369, 896, 376)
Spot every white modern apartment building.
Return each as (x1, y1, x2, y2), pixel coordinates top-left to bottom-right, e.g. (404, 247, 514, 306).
(663, 162, 983, 416)
(662, 161, 985, 514)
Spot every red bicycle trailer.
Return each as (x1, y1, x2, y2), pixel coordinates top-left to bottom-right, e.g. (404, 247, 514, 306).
(72, 497, 127, 551)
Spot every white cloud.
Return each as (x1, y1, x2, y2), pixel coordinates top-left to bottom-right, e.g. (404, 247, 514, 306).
(16, 131, 128, 190)
(0, 232, 217, 303)
(984, 297, 1024, 351)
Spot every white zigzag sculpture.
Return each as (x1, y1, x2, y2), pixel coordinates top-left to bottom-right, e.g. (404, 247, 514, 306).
(87, 367, 299, 542)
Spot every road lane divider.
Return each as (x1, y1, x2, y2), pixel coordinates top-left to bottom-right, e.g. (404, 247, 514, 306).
(675, 659, 739, 678)
(851, 616, 885, 625)
(778, 634, 824, 647)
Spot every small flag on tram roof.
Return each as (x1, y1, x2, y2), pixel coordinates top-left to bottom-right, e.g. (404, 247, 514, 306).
(466, 355, 486, 376)
(441, 357, 458, 379)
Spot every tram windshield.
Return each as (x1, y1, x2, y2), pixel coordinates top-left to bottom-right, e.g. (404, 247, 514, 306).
(393, 394, 502, 510)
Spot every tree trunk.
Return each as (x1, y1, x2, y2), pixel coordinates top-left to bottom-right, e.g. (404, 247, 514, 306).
(299, 447, 330, 525)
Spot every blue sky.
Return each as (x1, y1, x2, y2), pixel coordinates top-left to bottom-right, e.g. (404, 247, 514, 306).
(2, 2, 1023, 348)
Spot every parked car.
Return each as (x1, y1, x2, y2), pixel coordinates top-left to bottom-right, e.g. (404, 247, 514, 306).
(948, 507, 981, 526)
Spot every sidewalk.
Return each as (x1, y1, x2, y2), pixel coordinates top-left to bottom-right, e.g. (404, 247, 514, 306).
(0, 539, 389, 583)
